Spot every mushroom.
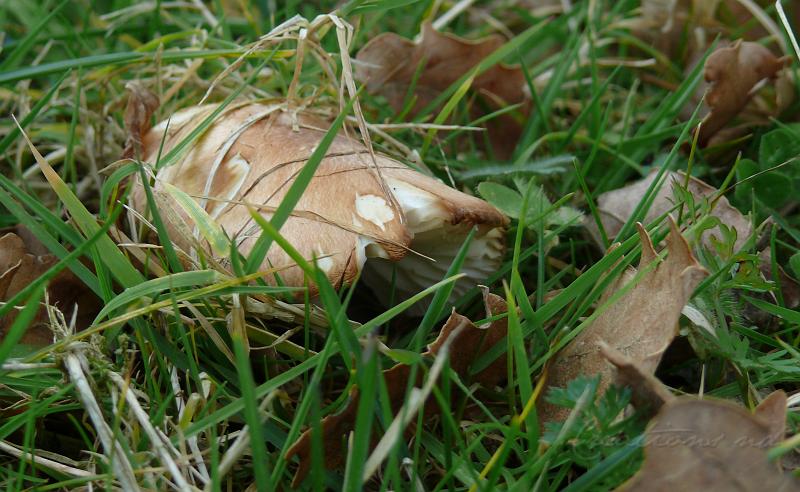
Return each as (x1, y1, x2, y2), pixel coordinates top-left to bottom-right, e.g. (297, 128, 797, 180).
(133, 103, 508, 304)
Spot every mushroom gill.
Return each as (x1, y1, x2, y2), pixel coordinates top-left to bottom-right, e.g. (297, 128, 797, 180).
(134, 103, 508, 304)
(360, 176, 506, 306)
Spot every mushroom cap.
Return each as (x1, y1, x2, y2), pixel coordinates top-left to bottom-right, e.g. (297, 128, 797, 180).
(135, 103, 508, 297)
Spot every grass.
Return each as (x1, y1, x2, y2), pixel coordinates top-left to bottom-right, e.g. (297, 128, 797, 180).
(1, 0, 800, 490)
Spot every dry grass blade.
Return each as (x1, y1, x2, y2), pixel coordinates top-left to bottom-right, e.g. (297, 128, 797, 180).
(0, 440, 92, 478)
(214, 391, 278, 487)
(108, 372, 194, 490)
(63, 350, 139, 491)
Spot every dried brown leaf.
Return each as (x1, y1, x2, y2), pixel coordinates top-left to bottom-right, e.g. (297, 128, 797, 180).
(635, 1, 791, 63)
(0, 231, 27, 273)
(356, 23, 528, 158)
(282, 386, 360, 487)
(618, 391, 799, 492)
(540, 218, 708, 424)
(587, 170, 752, 252)
(754, 390, 788, 441)
(0, 227, 101, 345)
(123, 82, 160, 159)
(635, 2, 796, 143)
(698, 40, 790, 145)
(285, 293, 509, 487)
(600, 342, 675, 418)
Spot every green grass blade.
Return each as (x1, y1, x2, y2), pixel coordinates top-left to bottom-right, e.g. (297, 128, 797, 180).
(744, 296, 800, 324)
(183, 274, 463, 440)
(342, 338, 379, 491)
(421, 72, 475, 156)
(94, 270, 221, 322)
(0, 0, 69, 71)
(231, 294, 272, 490)
(14, 118, 144, 288)
(160, 181, 230, 256)
(0, 71, 69, 156)
(514, 33, 581, 160)
(0, 49, 283, 85)
(613, 102, 702, 242)
(136, 162, 183, 273)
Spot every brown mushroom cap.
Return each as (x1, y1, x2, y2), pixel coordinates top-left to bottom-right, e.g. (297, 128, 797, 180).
(135, 103, 508, 299)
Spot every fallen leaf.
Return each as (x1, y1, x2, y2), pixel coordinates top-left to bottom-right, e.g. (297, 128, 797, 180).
(540, 218, 708, 423)
(285, 292, 509, 487)
(635, 0, 687, 55)
(356, 22, 528, 158)
(754, 390, 789, 442)
(0, 227, 101, 346)
(698, 40, 789, 145)
(634, 1, 789, 63)
(600, 342, 675, 419)
(618, 391, 799, 491)
(633, 0, 726, 60)
(122, 82, 159, 159)
(587, 170, 752, 252)
(283, 386, 360, 488)
(634, 2, 796, 145)
(136, 105, 507, 301)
